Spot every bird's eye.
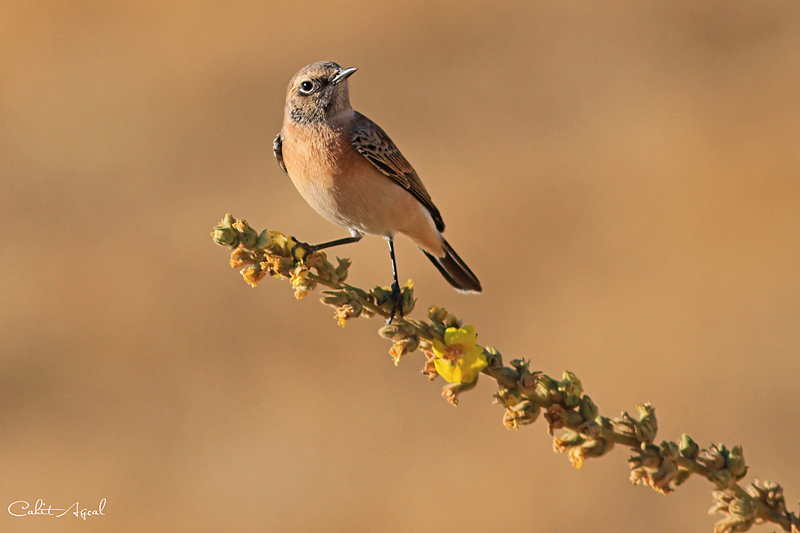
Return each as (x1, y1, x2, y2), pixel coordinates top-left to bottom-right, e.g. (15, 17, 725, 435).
(300, 80, 314, 93)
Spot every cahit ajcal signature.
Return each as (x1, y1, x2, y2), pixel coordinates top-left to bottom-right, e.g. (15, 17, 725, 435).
(8, 498, 106, 520)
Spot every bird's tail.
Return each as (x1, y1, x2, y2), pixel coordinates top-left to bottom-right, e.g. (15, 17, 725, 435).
(422, 237, 482, 293)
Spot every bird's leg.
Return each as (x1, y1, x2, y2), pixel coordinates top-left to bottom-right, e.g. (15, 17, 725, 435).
(376, 236, 403, 324)
(290, 230, 363, 262)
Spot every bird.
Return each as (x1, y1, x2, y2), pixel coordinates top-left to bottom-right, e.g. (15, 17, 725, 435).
(273, 61, 481, 322)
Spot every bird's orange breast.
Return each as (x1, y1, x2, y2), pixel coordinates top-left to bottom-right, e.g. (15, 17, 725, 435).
(280, 118, 444, 256)
(281, 120, 360, 224)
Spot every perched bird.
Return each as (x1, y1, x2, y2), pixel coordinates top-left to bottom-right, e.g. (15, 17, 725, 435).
(274, 61, 481, 322)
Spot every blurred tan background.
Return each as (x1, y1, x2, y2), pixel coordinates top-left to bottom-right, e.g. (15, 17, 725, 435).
(1, 1, 799, 531)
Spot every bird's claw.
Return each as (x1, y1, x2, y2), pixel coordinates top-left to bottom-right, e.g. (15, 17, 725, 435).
(377, 281, 404, 324)
(289, 237, 317, 263)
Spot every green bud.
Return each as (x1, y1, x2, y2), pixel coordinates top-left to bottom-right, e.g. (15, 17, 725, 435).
(746, 481, 767, 500)
(483, 346, 501, 366)
(712, 489, 735, 505)
(578, 419, 602, 438)
(403, 334, 420, 353)
(379, 323, 416, 341)
(320, 289, 350, 307)
(379, 324, 405, 340)
(257, 229, 272, 248)
(699, 444, 727, 471)
(503, 399, 540, 429)
(650, 459, 680, 493)
(566, 409, 584, 427)
(494, 389, 519, 408)
(390, 335, 419, 362)
(679, 434, 700, 460)
(636, 403, 655, 419)
(712, 469, 734, 490)
(427, 306, 448, 324)
(629, 443, 661, 471)
(660, 440, 680, 460)
(537, 375, 559, 393)
(242, 230, 259, 247)
(509, 359, 529, 371)
(725, 446, 748, 479)
(512, 400, 540, 424)
(371, 286, 390, 302)
(634, 422, 656, 444)
(401, 283, 416, 315)
(348, 287, 371, 301)
(554, 431, 585, 452)
(231, 219, 258, 247)
(485, 367, 519, 390)
(428, 322, 446, 342)
(511, 399, 533, 412)
(334, 257, 350, 282)
(444, 314, 463, 329)
(613, 411, 636, 436)
(563, 393, 581, 409)
(635, 403, 657, 443)
(559, 371, 583, 397)
(580, 437, 613, 460)
(579, 395, 599, 421)
(673, 468, 692, 486)
(212, 225, 239, 247)
(518, 369, 540, 395)
(745, 480, 786, 513)
(728, 498, 754, 518)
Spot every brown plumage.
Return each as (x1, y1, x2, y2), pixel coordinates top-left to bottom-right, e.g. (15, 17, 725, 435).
(274, 61, 481, 318)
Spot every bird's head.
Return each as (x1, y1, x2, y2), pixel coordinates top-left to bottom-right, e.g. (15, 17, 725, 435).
(284, 61, 358, 125)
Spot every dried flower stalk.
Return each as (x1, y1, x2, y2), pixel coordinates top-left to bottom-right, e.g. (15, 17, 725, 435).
(213, 214, 799, 533)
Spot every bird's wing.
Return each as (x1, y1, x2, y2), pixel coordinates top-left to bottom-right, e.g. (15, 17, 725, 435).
(351, 112, 444, 232)
(273, 133, 288, 175)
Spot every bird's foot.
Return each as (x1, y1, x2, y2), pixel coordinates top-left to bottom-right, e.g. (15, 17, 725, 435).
(289, 237, 317, 263)
(377, 281, 404, 324)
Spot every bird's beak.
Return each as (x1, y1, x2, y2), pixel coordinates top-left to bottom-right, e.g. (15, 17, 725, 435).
(331, 67, 358, 85)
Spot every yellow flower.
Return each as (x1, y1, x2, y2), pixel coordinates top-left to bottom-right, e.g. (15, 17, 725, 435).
(334, 303, 361, 327)
(241, 266, 266, 287)
(268, 231, 303, 259)
(432, 326, 487, 383)
(290, 266, 312, 299)
(568, 447, 586, 470)
(229, 248, 252, 268)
